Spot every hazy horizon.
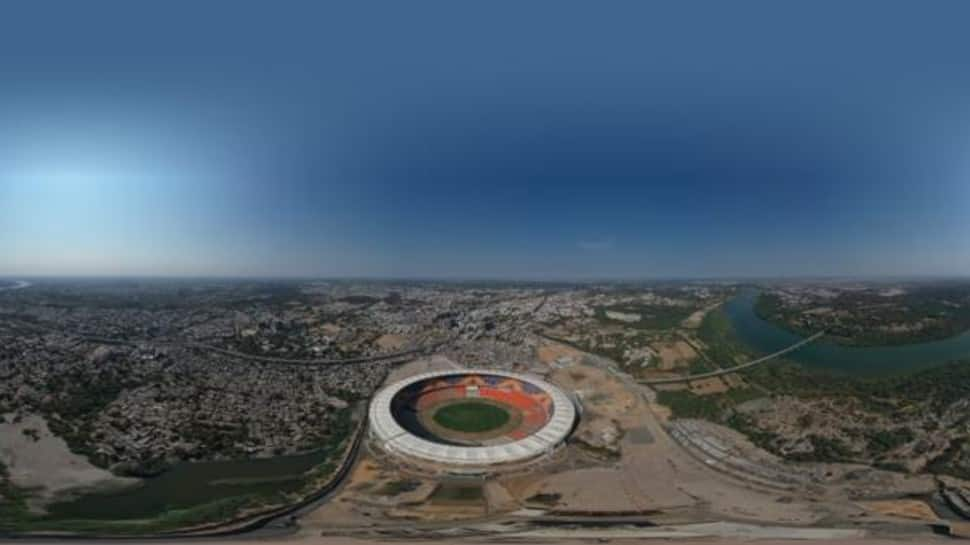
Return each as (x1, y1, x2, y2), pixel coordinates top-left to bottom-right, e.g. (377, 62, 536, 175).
(8, 273, 970, 284)
(4, 1, 970, 279)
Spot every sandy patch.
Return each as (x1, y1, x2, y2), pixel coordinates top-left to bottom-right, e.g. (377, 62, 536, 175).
(653, 340, 697, 370)
(536, 342, 583, 365)
(681, 302, 721, 329)
(605, 310, 640, 323)
(0, 413, 135, 507)
(550, 365, 636, 420)
(722, 373, 746, 388)
(689, 377, 729, 396)
(319, 322, 341, 335)
(519, 468, 650, 512)
(374, 333, 406, 351)
(859, 499, 940, 521)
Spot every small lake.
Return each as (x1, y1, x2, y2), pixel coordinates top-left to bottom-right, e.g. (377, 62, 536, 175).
(47, 450, 330, 520)
(724, 288, 970, 376)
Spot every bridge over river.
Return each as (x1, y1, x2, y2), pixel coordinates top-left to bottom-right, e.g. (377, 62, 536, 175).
(641, 331, 825, 385)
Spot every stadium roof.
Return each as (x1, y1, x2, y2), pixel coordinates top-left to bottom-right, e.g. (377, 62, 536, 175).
(369, 369, 576, 466)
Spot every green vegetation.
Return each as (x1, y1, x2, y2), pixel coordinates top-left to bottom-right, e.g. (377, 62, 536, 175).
(788, 435, 857, 463)
(686, 356, 716, 375)
(866, 428, 915, 455)
(433, 401, 510, 433)
(657, 390, 722, 420)
(429, 484, 484, 503)
(525, 492, 562, 506)
(755, 287, 970, 346)
(926, 438, 970, 480)
(39, 370, 132, 467)
(0, 461, 32, 526)
(727, 414, 862, 464)
(376, 479, 422, 496)
(742, 358, 970, 412)
(725, 413, 779, 449)
(1, 495, 260, 535)
(697, 307, 750, 366)
(595, 303, 693, 330)
(657, 387, 764, 421)
(653, 309, 769, 420)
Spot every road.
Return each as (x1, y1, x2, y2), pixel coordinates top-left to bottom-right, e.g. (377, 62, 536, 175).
(183, 340, 448, 366)
(641, 331, 825, 385)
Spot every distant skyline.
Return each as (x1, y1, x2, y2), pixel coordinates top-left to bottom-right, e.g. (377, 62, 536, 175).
(3, 1, 970, 279)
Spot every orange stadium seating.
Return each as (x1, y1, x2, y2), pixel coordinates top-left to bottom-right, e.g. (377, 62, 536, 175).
(397, 379, 553, 441)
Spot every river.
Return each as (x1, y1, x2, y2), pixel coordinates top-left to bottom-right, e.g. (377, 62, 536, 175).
(724, 288, 970, 376)
(46, 450, 332, 520)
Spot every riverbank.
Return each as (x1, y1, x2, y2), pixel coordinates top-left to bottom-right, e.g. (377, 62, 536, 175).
(1, 407, 364, 537)
(726, 289, 970, 376)
(0, 413, 137, 513)
(754, 291, 970, 347)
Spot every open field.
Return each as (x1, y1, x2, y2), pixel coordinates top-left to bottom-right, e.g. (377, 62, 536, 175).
(432, 401, 510, 432)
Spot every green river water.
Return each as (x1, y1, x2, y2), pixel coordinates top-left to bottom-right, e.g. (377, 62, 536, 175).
(725, 288, 970, 376)
(46, 449, 330, 520)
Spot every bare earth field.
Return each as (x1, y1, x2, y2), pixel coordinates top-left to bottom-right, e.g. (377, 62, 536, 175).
(374, 334, 406, 351)
(653, 339, 697, 370)
(858, 500, 939, 522)
(536, 342, 583, 365)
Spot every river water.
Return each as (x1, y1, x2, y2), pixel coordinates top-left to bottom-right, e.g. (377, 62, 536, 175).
(47, 450, 331, 520)
(724, 289, 970, 376)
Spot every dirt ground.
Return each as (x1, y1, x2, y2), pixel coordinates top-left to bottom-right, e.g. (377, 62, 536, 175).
(859, 500, 940, 522)
(530, 347, 869, 525)
(689, 376, 729, 395)
(535, 342, 582, 365)
(374, 333, 406, 351)
(681, 301, 722, 328)
(514, 467, 659, 512)
(653, 339, 697, 370)
(549, 365, 637, 419)
(0, 413, 135, 509)
(652, 381, 690, 391)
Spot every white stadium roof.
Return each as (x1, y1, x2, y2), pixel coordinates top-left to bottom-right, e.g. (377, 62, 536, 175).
(368, 369, 576, 466)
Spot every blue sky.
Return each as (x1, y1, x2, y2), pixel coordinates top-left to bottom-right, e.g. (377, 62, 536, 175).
(2, 1, 970, 279)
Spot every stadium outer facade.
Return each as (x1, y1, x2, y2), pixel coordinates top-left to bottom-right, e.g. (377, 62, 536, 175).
(368, 369, 577, 467)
